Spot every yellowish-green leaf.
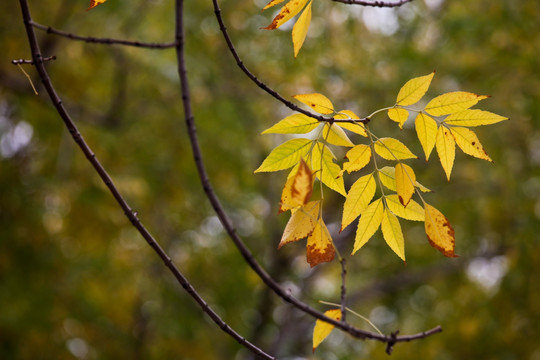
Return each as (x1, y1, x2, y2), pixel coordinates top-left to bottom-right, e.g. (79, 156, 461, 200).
(425, 91, 489, 116)
(294, 93, 334, 114)
(279, 200, 320, 249)
(388, 108, 409, 129)
(255, 138, 312, 173)
(87, 0, 106, 10)
(312, 143, 346, 196)
(323, 123, 354, 147)
(396, 72, 434, 106)
(292, 1, 312, 57)
(415, 112, 438, 160)
(263, 0, 286, 10)
(352, 198, 384, 255)
(313, 309, 342, 351)
(395, 163, 416, 207)
(341, 144, 372, 174)
(262, 113, 319, 134)
(263, 0, 310, 30)
(378, 166, 431, 193)
(374, 137, 417, 160)
(385, 195, 425, 221)
(435, 126, 455, 181)
(450, 127, 492, 162)
(341, 173, 376, 231)
(335, 110, 368, 137)
(306, 218, 335, 267)
(424, 202, 457, 257)
(381, 209, 405, 261)
(444, 109, 508, 127)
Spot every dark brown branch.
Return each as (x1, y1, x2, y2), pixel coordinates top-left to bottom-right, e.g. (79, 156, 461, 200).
(31, 21, 177, 49)
(340, 258, 347, 322)
(12, 55, 56, 65)
(18, 1, 273, 359)
(331, 0, 413, 7)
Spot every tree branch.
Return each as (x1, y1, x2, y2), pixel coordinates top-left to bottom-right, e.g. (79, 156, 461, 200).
(331, 0, 414, 7)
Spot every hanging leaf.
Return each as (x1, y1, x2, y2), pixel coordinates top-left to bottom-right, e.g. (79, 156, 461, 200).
(378, 166, 430, 193)
(424, 202, 457, 257)
(443, 109, 508, 127)
(279, 200, 320, 249)
(306, 218, 335, 267)
(395, 163, 416, 207)
(279, 165, 300, 213)
(294, 93, 334, 114)
(450, 127, 493, 162)
(341, 173, 376, 231)
(313, 309, 342, 351)
(388, 108, 409, 129)
(323, 123, 354, 147)
(374, 137, 417, 160)
(288, 159, 313, 207)
(396, 72, 435, 106)
(341, 144, 372, 174)
(292, 1, 312, 57)
(415, 112, 438, 161)
(381, 209, 405, 261)
(255, 138, 312, 173)
(87, 0, 107, 10)
(311, 143, 346, 196)
(425, 91, 489, 116)
(385, 195, 425, 221)
(352, 198, 384, 255)
(263, 0, 310, 30)
(335, 110, 368, 137)
(435, 126, 456, 181)
(262, 113, 319, 134)
(263, 0, 287, 10)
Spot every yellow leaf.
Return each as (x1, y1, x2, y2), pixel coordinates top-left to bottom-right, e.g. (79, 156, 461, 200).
(279, 200, 320, 249)
(292, 1, 312, 57)
(374, 137, 417, 160)
(280, 158, 314, 211)
(388, 108, 409, 129)
(352, 198, 384, 255)
(341, 173, 376, 231)
(306, 218, 335, 267)
(444, 109, 508, 127)
(395, 163, 416, 207)
(378, 166, 430, 193)
(425, 91, 489, 116)
(263, 0, 310, 30)
(87, 0, 106, 10)
(385, 195, 425, 221)
(255, 138, 312, 173)
(311, 143, 346, 196)
(279, 167, 298, 213)
(424, 202, 457, 257)
(435, 126, 455, 181)
(381, 209, 405, 261)
(450, 127, 492, 162)
(262, 113, 319, 134)
(294, 93, 334, 114)
(396, 72, 435, 106)
(341, 144, 372, 174)
(323, 123, 354, 147)
(415, 113, 438, 160)
(263, 0, 287, 10)
(313, 309, 342, 351)
(335, 110, 368, 137)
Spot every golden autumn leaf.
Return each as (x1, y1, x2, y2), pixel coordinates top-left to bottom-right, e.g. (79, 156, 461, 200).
(415, 112, 438, 161)
(279, 167, 298, 213)
(396, 72, 435, 106)
(292, 1, 312, 57)
(323, 123, 354, 147)
(341, 173, 376, 231)
(450, 127, 493, 162)
(263, 0, 310, 30)
(87, 0, 107, 10)
(262, 113, 319, 134)
(425, 91, 489, 116)
(313, 309, 342, 351)
(352, 198, 384, 255)
(378, 166, 431, 193)
(263, 0, 287, 10)
(443, 109, 508, 127)
(374, 137, 417, 160)
(341, 144, 372, 175)
(279, 200, 320, 249)
(311, 142, 346, 196)
(395, 163, 416, 207)
(381, 209, 405, 261)
(424, 202, 457, 257)
(388, 107, 409, 129)
(306, 218, 335, 267)
(335, 110, 368, 137)
(435, 126, 456, 181)
(294, 93, 334, 114)
(385, 195, 425, 221)
(255, 138, 312, 173)
(286, 158, 313, 209)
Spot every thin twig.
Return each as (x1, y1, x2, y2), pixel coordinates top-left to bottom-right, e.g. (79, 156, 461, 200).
(340, 258, 347, 322)
(31, 21, 177, 49)
(12, 55, 56, 65)
(331, 0, 413, 7)
(18, 1, 274, 359)
(14, 63, 38, 95)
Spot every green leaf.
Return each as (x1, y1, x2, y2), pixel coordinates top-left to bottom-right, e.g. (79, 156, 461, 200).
(255, 138, 312, 173)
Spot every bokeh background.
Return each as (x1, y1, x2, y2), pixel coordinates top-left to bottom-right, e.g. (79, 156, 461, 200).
(1, 0, 538, 359)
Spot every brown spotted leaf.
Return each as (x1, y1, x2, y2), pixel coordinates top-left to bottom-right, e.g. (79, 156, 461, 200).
(306, 218, 335, 267)
(424, 203, 458, 257)
(264, 0, 310, 30)
(279, 200, 320, 249)
(87, 0, 107, 10)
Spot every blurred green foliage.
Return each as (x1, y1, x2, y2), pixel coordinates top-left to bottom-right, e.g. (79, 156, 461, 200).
(1, 0, 538, 359)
